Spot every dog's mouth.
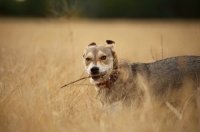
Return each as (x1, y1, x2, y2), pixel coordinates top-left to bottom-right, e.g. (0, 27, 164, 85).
(91, 73, 105, 80)
(92, 76, 101, 80)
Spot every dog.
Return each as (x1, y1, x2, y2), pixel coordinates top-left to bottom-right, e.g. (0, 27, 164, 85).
(83, 40, 200, 114)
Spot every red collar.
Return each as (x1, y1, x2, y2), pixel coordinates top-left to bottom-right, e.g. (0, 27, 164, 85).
(96, 70, 119, 89)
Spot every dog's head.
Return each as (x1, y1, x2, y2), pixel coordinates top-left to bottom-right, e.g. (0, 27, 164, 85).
(83, 40, 118, 84)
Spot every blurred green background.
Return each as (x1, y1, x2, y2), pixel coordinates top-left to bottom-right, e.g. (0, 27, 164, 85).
(0, 0, 200, 18)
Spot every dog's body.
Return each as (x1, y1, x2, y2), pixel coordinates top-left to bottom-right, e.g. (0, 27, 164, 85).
(83, 40, 200, 114)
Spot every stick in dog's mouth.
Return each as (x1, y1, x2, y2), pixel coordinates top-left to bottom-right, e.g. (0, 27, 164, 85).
(60, 73, 105, 88)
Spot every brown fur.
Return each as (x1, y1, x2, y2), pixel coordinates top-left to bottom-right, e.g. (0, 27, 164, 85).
(83, 40, 200, 114)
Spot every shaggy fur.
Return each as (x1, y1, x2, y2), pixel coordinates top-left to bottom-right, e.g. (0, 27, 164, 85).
(83, 40, 200, 114)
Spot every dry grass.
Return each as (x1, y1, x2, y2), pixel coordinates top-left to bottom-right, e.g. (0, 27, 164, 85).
(0, 18, 200, 132)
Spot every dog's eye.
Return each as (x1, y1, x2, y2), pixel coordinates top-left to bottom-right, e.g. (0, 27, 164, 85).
(100, 56, 106, 60)
(86, 58, 91, 61)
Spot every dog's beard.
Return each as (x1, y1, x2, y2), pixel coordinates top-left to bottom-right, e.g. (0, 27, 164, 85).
(91, 74, 103, 80)
(90, 75, 107, 84)
(90, 70, 112, 84)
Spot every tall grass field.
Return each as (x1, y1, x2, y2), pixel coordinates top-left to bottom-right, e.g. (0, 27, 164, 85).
(0, 19, 200, 132)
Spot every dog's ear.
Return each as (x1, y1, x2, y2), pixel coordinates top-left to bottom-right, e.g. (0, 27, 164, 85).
(88, 42, 96, 47)
(84, 42, 96, 58)
(106, 40, 115, 45)
(106, 40, 115, 50)
(106, 40, 118, 69)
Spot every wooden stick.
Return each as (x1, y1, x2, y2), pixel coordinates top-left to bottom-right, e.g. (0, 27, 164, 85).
(60, 70, 118, 88)
(60, 73, 105, 88)
(60, 76, 91, 88)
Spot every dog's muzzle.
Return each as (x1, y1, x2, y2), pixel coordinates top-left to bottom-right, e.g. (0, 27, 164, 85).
(90, 66, 99, 74)
(90, 66, 101, 80)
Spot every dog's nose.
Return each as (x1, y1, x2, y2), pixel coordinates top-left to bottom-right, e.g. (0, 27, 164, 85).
(90, 66, 99, 74)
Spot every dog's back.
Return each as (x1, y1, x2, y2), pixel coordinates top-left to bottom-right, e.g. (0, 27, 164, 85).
(131, 56, 200, 95)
